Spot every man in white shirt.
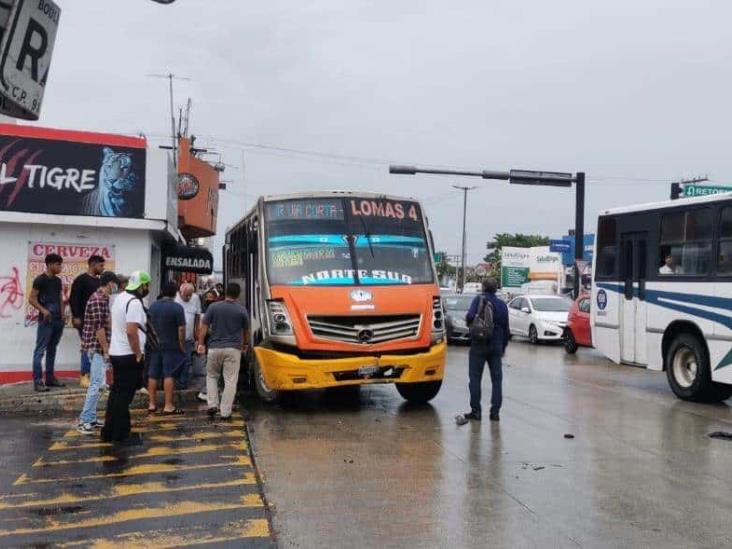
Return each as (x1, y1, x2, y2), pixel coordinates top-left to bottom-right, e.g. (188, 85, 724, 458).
(174, 283, 201, 389)
(659, 254, 677, 275)
(102, 271, 151, 444)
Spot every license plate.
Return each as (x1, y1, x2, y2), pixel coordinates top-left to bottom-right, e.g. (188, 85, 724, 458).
(358, 366, 379, 377)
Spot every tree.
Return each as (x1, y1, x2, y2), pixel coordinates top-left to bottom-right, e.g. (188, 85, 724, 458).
(435, 251, 456, 281)
(484, 233, 551, 279)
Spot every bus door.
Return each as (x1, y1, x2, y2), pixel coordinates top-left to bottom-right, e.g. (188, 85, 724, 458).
(620, 232, 648, 364)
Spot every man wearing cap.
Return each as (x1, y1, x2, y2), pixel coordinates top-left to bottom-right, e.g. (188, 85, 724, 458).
(77, 272, 118, 435)
(103, 271, 151, 443)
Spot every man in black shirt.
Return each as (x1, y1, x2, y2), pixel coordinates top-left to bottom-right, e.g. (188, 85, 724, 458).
(29, 254, 66, 392)
(69, 255, 105, 387)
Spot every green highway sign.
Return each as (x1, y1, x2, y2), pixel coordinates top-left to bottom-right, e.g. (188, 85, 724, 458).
(684, 184, 732, 197)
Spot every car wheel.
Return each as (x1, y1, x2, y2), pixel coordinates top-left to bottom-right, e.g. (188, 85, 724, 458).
(665, 333, 730, 402)
(396, 380, 442, 403)
(564, 330, 578, 354)
(253, 353, 280, 404)
(529, 325, 539, 344)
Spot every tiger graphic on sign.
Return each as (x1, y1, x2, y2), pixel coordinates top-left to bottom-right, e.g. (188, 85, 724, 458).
(83, 147, 139, 217)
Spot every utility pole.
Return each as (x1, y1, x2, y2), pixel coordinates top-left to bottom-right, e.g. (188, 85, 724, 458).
(453, 185, 477, 292)
(147, 73, 191, 166)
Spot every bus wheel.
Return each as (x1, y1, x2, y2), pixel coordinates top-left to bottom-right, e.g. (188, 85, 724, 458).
(396, 381, 442, 403)
(253, 356, 279, 403)
(665, 333, 721, 402)
(564, 330, 578, 354)
(529, 325, 539, 344)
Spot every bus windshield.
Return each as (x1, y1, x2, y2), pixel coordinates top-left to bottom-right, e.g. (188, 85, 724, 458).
(265, 197, 434, 286)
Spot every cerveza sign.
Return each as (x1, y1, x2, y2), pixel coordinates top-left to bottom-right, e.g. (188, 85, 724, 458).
(163, 246, 213, 274)
(0, 128, 146, 218)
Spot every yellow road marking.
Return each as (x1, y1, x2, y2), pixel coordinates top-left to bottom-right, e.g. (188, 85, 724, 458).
(33, 441, 248, 467)
(50, 431, 245, 451)
(0, 496, 264, 538)
(56, 518, 270, 548)
(144, 412, 242, 423)
(62, 420, 245, 438)
(14, 455, 252, 485)
(0, 475, 258, 510)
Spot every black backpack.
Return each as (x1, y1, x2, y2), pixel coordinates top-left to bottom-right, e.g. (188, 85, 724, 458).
(469, 296, 495, 343)
(125, 295, 160, 351)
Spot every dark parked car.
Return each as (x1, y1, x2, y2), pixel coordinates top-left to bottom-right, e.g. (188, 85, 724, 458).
(443, 293, 475, 344)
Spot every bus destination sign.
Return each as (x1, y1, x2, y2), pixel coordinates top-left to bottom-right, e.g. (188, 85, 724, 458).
(267, 199, 344, 220)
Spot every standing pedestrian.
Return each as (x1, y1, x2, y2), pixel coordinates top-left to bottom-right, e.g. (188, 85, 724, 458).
(102, 271, 151, 443)
(175, 282, 202, 390)
(70, 255, 105, 388)
(29, 253, 67, 392)
(147, 281, 186, 415)
(77, 272, 118, 435)
(197, 283, 249, 420)
(457, 278, 509, 424)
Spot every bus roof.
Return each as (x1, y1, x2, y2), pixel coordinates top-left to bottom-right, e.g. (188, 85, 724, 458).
(260, 190, 420, 203)
(600, 191, 732, 217)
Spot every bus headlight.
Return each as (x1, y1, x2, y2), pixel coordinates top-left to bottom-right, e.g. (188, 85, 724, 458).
(432, 296, 445, 344)
(267, 300, 294, 338)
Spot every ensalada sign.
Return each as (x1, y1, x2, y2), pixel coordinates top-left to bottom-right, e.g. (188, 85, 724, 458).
(0, 0, 61, 120)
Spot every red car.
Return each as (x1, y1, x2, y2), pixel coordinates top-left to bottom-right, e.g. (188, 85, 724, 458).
(564, 294, 592, 353)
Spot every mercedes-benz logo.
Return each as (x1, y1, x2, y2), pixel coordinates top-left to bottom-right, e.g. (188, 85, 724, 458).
(357, 329, 374, 343)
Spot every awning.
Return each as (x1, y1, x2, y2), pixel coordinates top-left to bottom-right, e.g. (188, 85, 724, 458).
(163, 245, 214, 274)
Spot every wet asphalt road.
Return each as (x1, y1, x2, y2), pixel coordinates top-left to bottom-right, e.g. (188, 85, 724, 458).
(247, 340, 732, 549)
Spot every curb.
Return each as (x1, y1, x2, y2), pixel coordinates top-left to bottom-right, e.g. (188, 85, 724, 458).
(0, 386, 203, 415)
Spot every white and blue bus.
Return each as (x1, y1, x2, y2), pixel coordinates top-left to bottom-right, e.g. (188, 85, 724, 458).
(591, 193, 732, 402)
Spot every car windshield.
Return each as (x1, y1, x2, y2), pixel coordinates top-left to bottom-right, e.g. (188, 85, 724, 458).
(443, 295, 474, 311)
(530, 297, 571, 312)
(265, 197, 434, 286)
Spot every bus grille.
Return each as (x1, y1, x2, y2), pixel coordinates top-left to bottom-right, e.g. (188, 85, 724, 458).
(307, 315, 422, 344)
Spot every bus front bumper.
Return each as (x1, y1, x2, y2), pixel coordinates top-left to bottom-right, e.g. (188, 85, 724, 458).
(254, 342, 447, 391)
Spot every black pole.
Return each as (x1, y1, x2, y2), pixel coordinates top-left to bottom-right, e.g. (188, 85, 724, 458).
(574, 172, 585, 298)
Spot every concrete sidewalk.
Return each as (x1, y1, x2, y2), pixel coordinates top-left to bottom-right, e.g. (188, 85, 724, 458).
(0, 376, 206, 414)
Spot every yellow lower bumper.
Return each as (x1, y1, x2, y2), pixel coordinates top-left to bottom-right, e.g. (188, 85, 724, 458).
(254, 342, 447, 391)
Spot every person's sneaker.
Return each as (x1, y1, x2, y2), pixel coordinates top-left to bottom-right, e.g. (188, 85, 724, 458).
(489, 412, 500, 422)
(207, 407, 218, 417)
(138, 387, 149, 395)
(77, 423, 95, 436)
(100, 384, 109, 392)
(196, 391, 208, 403)
(219, 414, 232, 421)
(34, 381, 49, 392)
(79, 375, 90, 388)
(45, 378, 66, 388)
(90, 420, 105, 429)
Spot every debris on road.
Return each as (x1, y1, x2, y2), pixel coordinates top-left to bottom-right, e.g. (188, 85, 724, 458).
(708, 431, 732, 441)
(564, 433, 575, 439)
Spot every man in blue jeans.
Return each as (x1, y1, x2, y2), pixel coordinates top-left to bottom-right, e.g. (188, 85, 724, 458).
(458, 278, 510, 423)
(28, 253, 66, 392)
(77, 272, 119, 435)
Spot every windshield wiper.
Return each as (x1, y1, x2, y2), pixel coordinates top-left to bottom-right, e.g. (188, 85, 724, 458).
(357, 215, 375, 258)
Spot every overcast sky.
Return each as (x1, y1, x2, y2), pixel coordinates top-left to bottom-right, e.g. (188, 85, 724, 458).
(31, 0, 732, 266)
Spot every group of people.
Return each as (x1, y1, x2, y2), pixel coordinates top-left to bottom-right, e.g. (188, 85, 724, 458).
(29, 253, 250, 444)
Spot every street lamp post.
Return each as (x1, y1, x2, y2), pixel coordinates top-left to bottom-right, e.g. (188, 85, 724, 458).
(453, 185, 477, 293)
(390, 165, 586, 298)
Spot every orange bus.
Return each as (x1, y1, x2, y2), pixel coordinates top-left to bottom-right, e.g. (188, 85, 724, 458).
(224, 191, 447, 403)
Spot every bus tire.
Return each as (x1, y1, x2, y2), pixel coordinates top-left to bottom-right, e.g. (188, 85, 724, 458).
(665, 333, 720, 402)
(529, 325, 539, 345)
(253, 355, 279, 404)
(564, 330, 578, 354)
(396, 380, 442, 403)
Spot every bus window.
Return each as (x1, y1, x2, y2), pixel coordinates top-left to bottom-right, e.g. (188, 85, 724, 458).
(718, 207, 732, 275)
(596, 217, 617, 278)
(659, 208, 712, 276)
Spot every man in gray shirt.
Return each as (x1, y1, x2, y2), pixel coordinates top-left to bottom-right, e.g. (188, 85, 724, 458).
(197, 283, 250, 419)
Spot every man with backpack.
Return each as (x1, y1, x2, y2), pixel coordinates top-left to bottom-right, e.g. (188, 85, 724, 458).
(456, 278, 510, 424)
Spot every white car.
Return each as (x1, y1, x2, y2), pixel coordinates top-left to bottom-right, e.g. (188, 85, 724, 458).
(508, 295, 571, 343)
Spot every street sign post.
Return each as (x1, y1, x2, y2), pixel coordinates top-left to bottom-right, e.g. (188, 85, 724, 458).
(550, 240, 571, 253)
(0, 0, 61, 120)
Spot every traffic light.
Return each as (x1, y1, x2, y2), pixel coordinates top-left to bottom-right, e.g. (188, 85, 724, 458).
(670, 182, 682, 200)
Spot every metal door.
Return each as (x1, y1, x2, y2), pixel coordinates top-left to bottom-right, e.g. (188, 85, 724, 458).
(620, 232, 648, 364)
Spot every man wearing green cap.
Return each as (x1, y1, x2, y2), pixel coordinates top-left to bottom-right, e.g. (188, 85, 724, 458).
(102, 270, 152, 443)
